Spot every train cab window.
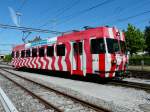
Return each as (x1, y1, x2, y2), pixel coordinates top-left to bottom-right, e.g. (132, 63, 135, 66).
(47, 46, 54, 57)
(16, 51, 19, 58)
(39, 47, 45, 57)
(106, 38, 119, 53)
(73, 42, 82, 55)
(91, 38, 105, 54)
(56, 44, 65, 56)
(11, 51, 14, 58)
(21, 50, 25, 58)
(26, 50, 30, 57)
(32, 48, 37, 57)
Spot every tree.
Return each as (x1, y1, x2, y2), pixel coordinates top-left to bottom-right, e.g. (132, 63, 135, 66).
(3, 54, 12, 62)
(125, 24, 145, 56)
(144, 24, 150, 55)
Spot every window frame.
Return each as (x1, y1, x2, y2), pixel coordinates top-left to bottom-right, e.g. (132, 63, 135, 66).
(11, 51, 14, 58)
(106, 38, 120, 53)
(47, 46, 54, 57)
(16, 51, 19, 58)
(32, 48, 37, 57)
(39, 47, 45, 57)
(21, 50, 25, 58)
(73, 42, 83, 55)
(26, 49, 31, 57)
(56, 44, 65, 56)
(90, 38, 106, 54)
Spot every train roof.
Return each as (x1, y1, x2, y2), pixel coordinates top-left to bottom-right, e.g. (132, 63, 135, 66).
(12, 26, 125, 51)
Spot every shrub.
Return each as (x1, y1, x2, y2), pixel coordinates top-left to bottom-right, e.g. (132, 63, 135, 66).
(129, 55, 150, 65)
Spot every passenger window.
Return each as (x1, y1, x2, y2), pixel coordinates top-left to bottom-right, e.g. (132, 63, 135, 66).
(11, 51, 14, 58)
(26, 50, 30, 57)
(32, 48, 37, 57)
(73, 42, 82, 55)
(47, 46, 54, 57)
(91, 38, 105, 54)
(56, 44, 65, 56)
(21, 50, 25, 58)
(16, 51, 19, 58)
(39, 47, 45, 57)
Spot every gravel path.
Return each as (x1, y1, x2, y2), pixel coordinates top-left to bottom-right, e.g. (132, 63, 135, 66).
(0, 70, 99, 112)
(0, 74, 55, 112)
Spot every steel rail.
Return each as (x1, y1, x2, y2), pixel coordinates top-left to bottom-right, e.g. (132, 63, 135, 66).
(1, 68, 110, 112)
(0, 87, 18, 112)
(108, 80, 150, 92)
(0, 70, 63, 112)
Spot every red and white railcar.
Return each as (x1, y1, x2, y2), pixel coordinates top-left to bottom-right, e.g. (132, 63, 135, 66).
(11, 26, 128, 79)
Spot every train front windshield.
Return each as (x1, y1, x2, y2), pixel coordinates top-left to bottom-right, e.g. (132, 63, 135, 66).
(106, 38, 119, 53)
(106, 38, 126, 54)
(91, 38, 126, 54)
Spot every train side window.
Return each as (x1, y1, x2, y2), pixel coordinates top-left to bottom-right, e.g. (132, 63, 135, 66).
(16, 51, 19, 58)
(32, 48, 37, 57)
(21, 50, 25, 58)
(91, 38, 105, 54)
(73, 42, 82, 55)
(47, 46, 54, 57)
(26, 50, 30, 57)
(39, 47, 45, 57)
(56, 44, 65, 56)
(11, 51, 14, 58)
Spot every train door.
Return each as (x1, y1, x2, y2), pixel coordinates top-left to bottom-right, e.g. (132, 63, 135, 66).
(72, 41, 83, 75)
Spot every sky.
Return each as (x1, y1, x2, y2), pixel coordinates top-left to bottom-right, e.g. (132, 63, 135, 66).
(0, 0, 150, 54)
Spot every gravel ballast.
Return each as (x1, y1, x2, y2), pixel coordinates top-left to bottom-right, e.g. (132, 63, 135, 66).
(0, 70, 101, 112)
(0, 73, 54, 112)
(5, 69, 150, 112)
(0, 101, 5, 112)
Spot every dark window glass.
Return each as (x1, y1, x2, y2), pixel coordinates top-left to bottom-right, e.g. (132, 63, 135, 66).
(32, 48, 37, 57)
(26, 50, 30, 57)
(106, 38, 119, 53)
(47, 46, 54, 57)
(16, 51, 19, 58)
(57, 44, 65, 56)
(11, 51, 14, 58)
(39, 47, 45, 57)
(91, 38, 105, 54)
(120, 41, 126, 53)
(73, 42, 82, 55)
(21, 50, 25, 58)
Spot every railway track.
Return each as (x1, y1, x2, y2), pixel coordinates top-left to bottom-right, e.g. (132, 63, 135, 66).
(0, 87, 18, 112)
(0, 68, 110, 112)
(108, 80, 150, 92)
(0, 69, 62, 112)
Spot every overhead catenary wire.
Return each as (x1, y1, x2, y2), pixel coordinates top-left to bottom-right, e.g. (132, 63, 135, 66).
(117, 10, 150, 22)
(41, 0, 115, 28)
(17, 0, 28, 12)
(38, 0, 81, 28)
(0, 23, 63, 34)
